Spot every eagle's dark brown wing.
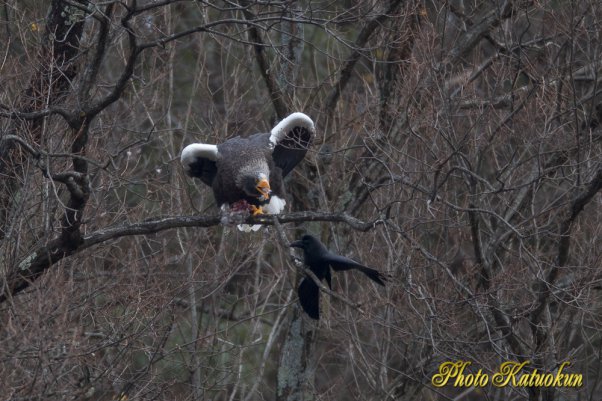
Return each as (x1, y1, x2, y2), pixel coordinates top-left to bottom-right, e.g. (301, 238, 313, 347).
(180, 143, 218, 187)
(270, 113, 315, 177)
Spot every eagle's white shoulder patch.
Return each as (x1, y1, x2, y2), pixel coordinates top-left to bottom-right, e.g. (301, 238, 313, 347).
(269, 113, 315, 146)
(180, 143, 219, 171)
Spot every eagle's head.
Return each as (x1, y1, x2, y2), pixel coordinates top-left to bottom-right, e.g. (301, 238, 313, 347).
(240, 172, 271, 201)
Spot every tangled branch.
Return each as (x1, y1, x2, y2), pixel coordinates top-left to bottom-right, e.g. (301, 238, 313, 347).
(0, 211, 383, 304)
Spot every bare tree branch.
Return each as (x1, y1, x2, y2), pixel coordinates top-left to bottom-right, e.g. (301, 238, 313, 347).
(0, 211, 382, 304)
(445, 1, 515, 65)
(531, 167, 602, 326)
(241, 2, 288, 119)
(324, 0, 404, 122)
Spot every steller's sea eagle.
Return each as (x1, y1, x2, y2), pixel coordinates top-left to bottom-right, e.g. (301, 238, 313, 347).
(181, 112, 315, 230)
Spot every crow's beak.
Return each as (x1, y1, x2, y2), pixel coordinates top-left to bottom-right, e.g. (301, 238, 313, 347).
(256, 178, 271, 200)
(290, 240, 303, 248)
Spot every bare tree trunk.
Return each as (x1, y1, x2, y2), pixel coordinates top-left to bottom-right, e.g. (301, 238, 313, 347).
(277, 309, 316, 401)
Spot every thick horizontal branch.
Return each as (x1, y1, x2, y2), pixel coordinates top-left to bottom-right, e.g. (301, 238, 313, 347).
(84, 211, 380, 249)
(0, 106, 74, 122)
(1, 211, 381, 304)
(83, 214, 222, 249)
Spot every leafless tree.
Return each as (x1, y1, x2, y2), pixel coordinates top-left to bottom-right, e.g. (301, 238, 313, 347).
(1, 1, 601, 400)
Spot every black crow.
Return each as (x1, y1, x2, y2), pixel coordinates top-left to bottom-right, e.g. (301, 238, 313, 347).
(290, 234, 387, 319)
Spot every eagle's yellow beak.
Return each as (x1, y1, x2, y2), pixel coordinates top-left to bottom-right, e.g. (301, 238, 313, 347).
(256, 178, 271, 200)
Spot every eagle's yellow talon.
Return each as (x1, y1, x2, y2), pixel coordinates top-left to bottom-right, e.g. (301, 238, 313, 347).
(250, 205, 264, 216)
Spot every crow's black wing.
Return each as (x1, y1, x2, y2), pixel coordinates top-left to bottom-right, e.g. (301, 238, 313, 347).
(325, 252, 387, 286)
(298, 277, 320, 320)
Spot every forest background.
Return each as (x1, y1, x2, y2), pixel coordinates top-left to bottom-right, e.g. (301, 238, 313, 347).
(1, 1, 601, 400)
